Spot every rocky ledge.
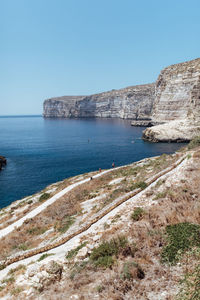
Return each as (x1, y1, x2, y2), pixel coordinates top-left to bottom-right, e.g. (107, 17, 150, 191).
(0, 156, 6, 170)
(143, 120, 200, 142)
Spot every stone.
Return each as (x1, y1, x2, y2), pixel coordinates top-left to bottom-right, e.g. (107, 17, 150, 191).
(0, 156, 6, 170)
(143, 58, 200, 142)
(43, 84, 155, 121)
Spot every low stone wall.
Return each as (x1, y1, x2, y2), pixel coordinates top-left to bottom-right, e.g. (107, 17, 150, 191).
(0, 154, 186, 269)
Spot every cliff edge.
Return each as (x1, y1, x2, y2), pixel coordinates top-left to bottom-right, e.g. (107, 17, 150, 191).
(43, 58, 200, 142)
(43, 84, 155, 122)
(143, 58, 200, 141)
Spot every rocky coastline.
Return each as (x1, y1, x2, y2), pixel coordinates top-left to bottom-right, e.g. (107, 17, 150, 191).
(43, 58, 200, 142)
(0, 156, 6, 170)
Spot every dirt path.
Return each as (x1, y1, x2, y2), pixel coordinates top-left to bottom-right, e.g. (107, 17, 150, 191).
(0, 154, 186, 269)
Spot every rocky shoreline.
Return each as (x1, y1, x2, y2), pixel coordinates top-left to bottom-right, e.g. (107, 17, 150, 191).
(0, 156, 6, 170)
(43, 58, 200, 143)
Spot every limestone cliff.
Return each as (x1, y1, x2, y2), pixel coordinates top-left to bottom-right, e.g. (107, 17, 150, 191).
(43, 84, 155, 121)
(143, 58, 200, 141)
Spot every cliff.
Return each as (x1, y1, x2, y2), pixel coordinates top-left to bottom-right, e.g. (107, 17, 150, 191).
(143, 58, 200, 141)
(43, 84, 155, 121)
(43, 58, 200, 142)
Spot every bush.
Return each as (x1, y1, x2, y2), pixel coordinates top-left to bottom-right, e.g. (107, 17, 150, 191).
(26, 226, 47, 235)
(66, 242, 87, 260)
(177, 249, 200, 300)
(90, 236, 127, 268)
(39, 193, 50, 202)
(38, 253, 54, 261)
(131, 207, 145, 221)
(120, 261, 145, 280)
(187, 136, 200, 150)
(55, 215, 75, 233)
(161, 222, 200, 264)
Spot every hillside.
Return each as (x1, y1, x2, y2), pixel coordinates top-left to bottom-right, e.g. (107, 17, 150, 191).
(0, 140, 199, 299)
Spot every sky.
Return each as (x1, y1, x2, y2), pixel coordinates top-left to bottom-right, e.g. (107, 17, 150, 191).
(1, 0, 200, 115)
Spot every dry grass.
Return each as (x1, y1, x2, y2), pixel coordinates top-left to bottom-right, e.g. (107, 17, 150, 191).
(31, 149, 200, 300)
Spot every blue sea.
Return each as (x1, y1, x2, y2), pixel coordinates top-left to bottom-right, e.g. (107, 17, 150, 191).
(0, 116, 187, 208)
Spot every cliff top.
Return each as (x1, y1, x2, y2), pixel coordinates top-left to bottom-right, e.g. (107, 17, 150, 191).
(44, 83, 155, 103)
(160, 57, 200, 76)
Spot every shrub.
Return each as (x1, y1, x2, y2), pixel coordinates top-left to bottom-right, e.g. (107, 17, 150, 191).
(161, 222, 200, 264)
(11, 287, 24, 295)
(8, 264, 26, 275)
(26, 226, 47, 235)
(55, 216, 75, 233)
(153, 190, 167, 200)
(187, 136, 200, 150)
(1, 276, 15, 284)
(120, 261, 145, 280)
(66, 242, 87, 260)
(90, 236, 127, 268)
(39, 193, 50, 202)
(70, 261, 88, 280)
(129, 181, 148, 191)
(177, 249, 200, 300)
(38, 253, 54, 261)
(131, 207, 145, 221)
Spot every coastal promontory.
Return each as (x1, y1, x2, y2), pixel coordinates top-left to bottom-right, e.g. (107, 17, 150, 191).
(43, 58, 200, 142)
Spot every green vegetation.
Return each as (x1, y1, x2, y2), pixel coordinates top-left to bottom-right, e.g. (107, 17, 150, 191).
(38, 253, 54, 261)
(153, 190, 168, 200)
(161, 222, 200, 264)
(120, 261, 145, 280)
(39, 192, 50, 202)
(11, 287, 24, 295)
(1, 276, 15, 284)
(26, 226, 47, 235)
(187, 136, 200, 150)
(17, 243, 29, 251)
(0, 264, 5, 271)
(70, 261, 88, 280)
(177, 249, 200, 300)
(55, 215, 75, 233)
(66, 242, 87, 260)
(8, 264, 26, 275)
(90, 236, 128, 268)
(131, 207, 145, 221)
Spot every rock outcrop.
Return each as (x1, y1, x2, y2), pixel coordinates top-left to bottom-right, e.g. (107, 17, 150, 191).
(43, 84, 155, 121)
(43, 58, 200, 142)
(143, 58, 200, 141)
(0, 156, 6, 171)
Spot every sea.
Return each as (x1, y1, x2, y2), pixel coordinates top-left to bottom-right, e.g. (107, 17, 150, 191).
(0, 116, 187, 208)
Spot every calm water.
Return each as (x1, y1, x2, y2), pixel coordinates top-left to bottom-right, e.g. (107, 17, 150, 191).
(0, 116, 187, 208)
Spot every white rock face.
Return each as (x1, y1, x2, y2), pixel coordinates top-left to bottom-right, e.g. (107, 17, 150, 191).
(43, 84, 155, 121)
(143, 120, 200, 142)
(143, 58, 200, 141)
(151, 58, 200, 124)
(43, 58, 200, 142)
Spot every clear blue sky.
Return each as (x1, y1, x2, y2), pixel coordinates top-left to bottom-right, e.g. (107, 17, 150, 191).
(1, 0, 200, 115)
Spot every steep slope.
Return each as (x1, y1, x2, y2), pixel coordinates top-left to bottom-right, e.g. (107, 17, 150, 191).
(0, 142, 200, 299)
(143, 58, 200, 141)
(43, 84, 155, 122)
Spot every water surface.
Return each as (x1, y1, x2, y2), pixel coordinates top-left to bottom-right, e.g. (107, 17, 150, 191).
(0, 116, 186, 208)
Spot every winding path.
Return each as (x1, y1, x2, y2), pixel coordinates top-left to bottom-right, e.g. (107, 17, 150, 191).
(0, 154, 186, 268)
